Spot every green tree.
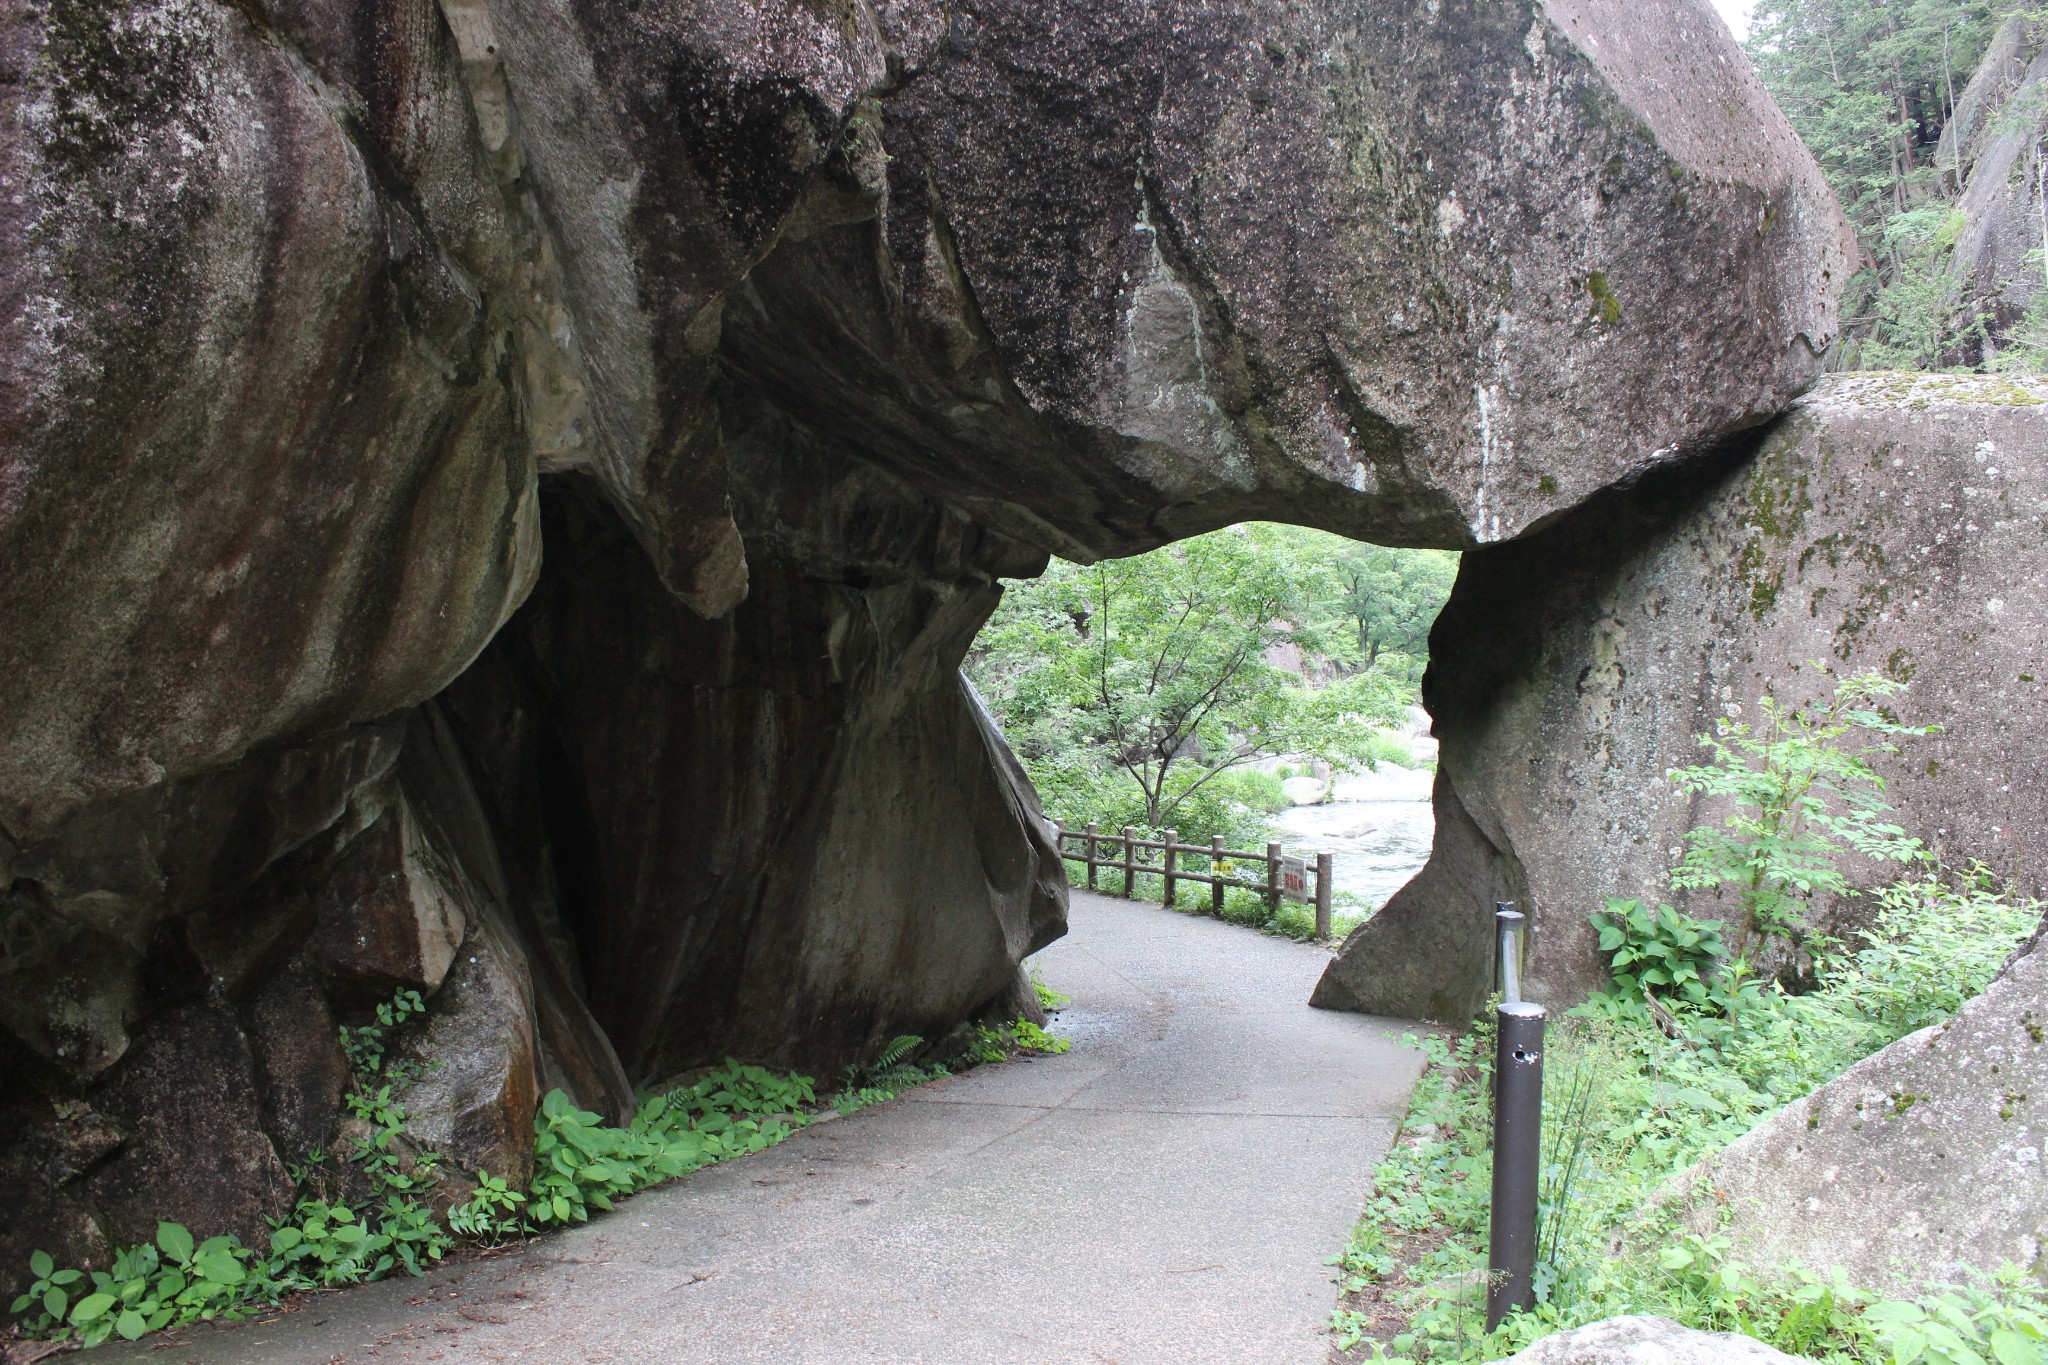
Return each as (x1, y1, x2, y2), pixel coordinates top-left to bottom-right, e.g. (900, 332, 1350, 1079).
(1748, 0, 1993, 238)
(1743, 0, 2008, 363)
(970, 527, 1411, 830)
(1303, 537, 1459, 680)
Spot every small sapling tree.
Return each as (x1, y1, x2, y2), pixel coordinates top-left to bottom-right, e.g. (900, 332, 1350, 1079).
(1667, 669, 1934, 961)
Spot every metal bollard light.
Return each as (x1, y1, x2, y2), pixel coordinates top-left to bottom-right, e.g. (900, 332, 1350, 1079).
(1486, 1000, 1546, 1331)
(1495, 902, 1526, 1003)
(1314, 851, 1334, 939)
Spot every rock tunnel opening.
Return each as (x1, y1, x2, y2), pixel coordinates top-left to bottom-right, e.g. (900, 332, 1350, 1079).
(961, 522, 1455, 942)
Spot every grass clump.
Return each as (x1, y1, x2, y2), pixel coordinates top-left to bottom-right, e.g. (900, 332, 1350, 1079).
(1332, 868, 2042, 1365)
(12, 978, 1075, 1350)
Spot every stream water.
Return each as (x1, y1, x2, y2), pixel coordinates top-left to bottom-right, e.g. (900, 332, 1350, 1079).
(1266, 765, 1436, 911)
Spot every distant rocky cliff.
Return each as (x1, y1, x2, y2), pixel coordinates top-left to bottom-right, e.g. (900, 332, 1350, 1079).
(1940, 17, 2048, 364)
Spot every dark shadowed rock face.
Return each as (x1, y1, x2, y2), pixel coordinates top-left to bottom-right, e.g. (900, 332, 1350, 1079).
(443, 432, 1066, 1083)
(0, 0, 1851, 1297)
(1317, 373, 2048, 1022)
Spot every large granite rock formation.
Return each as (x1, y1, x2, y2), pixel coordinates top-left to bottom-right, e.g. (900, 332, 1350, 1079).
(1940, 20, 2048, 366)
(1316, 373, 2048, 1020)
(1, 0, 1847, 1298)
(1933, 17, 2037, 192)
(1689, 923, 2048, 1294)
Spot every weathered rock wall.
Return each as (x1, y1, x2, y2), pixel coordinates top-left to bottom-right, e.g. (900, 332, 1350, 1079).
(1690, 924, 2048, 1294)
(1317, 373, 2048, 1021)
(1, 0, 1851, 1299)
(1951, 30, 2048, 365)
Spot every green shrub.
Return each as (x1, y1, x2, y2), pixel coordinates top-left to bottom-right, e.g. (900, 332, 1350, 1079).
(529, 1063, 820, 1227)
(1030, 970, 1070, 1012)
(1360, 730, 1424, 770)
(965, 1016, 1071, 1064)
(446, 1171, 526, 1244)
(1666, 670, 1932, 959)
(1335, 865, 2043, 1365)
(836, 1035, 950, 1115)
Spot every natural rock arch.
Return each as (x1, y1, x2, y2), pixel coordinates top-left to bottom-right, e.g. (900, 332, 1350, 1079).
(29, 0, 2040, 1299)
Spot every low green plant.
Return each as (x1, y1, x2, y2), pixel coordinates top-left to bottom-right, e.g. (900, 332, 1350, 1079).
(1332, 867, 2043, 1365)
(339, 988, 426, 1077)
(965, 1016, 1071, 1064)
(1030, 969, 1071, 1013)
(835, 1035, 949, 1115)
(1581, 898, 1763, 1037)
(8, 1223, 257, 1347)
(529, 1063, 818, 1227)
(1590, 898, 1727, 1010)
(265, 1200, 437, 1288)
(446, 1171, 527, 1244)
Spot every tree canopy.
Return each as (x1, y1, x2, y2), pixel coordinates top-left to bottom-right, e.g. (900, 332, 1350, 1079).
(969, 526, 1451, 837)
(1744, 0, 2048, 367)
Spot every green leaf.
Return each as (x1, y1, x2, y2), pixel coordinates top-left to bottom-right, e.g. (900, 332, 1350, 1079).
(30, 1249, 53, 1279)
(1991, 1331, 2042, 1365)
(71, 1291, 117, 1323)
(44, 1285, 67, 1320)
(156, 1221, 195, 1264)
(116, 1307, 148, 1340)
(196, 1249, 247, 1284)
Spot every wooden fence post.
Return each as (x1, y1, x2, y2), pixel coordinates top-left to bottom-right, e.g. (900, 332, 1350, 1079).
(1210, 835, 1226, 917)
(1315, 850, 1334, 939)
(1122, 826, 1137, 898)
(1266, 841, 1283, 921)
(1162, 830, 1178, 908)
(1085, 822, 1100, 890)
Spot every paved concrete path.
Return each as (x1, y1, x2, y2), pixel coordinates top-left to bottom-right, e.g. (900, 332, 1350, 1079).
(111, 891, 1424, 1365)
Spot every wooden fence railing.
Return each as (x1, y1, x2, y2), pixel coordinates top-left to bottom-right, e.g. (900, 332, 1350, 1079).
(1049, 821, 1336, 939)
